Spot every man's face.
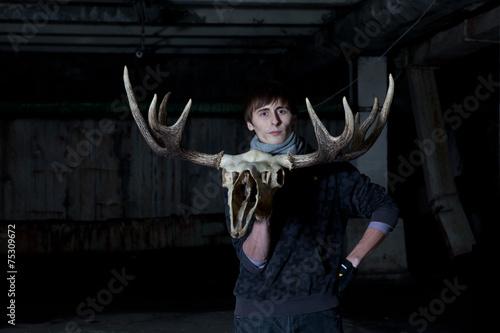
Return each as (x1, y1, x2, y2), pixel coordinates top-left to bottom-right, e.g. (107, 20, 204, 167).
(246, 99, 297, 145)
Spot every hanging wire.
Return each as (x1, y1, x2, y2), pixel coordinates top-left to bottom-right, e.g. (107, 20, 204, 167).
(135, 24, 145, 59)
(306, 0, 438, 112)
(132, 0, 148, 59)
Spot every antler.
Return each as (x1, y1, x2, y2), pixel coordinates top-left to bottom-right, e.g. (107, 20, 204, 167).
(288, 74, 394, 169)
(123, 66, 225, 169)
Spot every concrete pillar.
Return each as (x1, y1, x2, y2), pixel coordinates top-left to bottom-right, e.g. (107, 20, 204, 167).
(353, 56, 388, 188)
(406, 67, 475, 257)
(343, 56, 408, 280)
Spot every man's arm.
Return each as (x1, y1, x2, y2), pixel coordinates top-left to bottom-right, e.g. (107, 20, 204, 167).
(346, 227, 385, 267)
(242, 219, 271, 262)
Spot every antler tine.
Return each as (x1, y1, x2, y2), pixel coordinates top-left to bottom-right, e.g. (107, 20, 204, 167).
(288, 74, 394, 168)
(123, 66, 224, 169)
(158, 91, 171, 125)
(309, 97, 355, 153)
(154, 91, 192, 136)
(124, 66, 166, 155)
(288, 97, 354, 169)
(148, 90, 188, 146)
(350, 96, 379, 151)
(338, 73, 394, 161)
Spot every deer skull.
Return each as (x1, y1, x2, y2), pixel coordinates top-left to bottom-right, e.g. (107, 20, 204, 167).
(123, 66, 394, 238)
(221, 149, 290, 238)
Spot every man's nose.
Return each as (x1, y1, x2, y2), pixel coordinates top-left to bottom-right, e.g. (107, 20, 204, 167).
(270, 111, 281, 125)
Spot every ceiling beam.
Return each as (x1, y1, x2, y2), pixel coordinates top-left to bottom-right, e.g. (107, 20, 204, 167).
(410, 4, 500, 65)
(0, 3, 337, 25)
(282, 0, 497, 75)
(0, 22, 321, 37)
(3, 0, 361, 6)
(158, 0, 361, 6)
(0, 44, 290, 54)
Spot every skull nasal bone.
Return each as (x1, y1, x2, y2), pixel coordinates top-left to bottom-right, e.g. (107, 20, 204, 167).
(277, 168, 284, 186)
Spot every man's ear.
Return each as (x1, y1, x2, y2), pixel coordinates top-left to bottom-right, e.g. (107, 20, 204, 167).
(246, 121, 255, 131)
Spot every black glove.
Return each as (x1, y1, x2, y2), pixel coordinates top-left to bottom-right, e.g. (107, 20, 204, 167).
(337, 258, 358, 298)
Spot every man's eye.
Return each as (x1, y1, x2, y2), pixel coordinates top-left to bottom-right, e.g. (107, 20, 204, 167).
(259, 111, 268, 117)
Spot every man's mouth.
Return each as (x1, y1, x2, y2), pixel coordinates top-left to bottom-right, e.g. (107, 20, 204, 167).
(268, 130, 282, 136)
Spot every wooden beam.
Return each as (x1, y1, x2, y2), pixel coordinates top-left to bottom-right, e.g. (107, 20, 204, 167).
(411, 5, 500, 65)
(406, 67, 476, 258)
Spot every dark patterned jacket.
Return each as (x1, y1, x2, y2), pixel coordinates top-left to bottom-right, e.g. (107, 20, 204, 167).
(224, 161, 399, 318)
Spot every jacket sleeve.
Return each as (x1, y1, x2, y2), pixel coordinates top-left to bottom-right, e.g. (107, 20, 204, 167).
(338, 163, 399, 230)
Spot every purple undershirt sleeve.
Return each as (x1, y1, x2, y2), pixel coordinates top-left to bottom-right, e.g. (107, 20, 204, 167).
(243, 250, 268, 269)
(368, 221, 394, 237)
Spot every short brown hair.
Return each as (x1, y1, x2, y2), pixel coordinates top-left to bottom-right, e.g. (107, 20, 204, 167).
(243, 81, 297, 123)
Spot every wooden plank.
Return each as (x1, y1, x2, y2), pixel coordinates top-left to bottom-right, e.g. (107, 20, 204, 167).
(411, 5, 500, 65)
(406, 67, 475, 257)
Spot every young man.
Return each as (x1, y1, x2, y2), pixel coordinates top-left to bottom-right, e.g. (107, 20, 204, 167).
(225, 82, 399, 332)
